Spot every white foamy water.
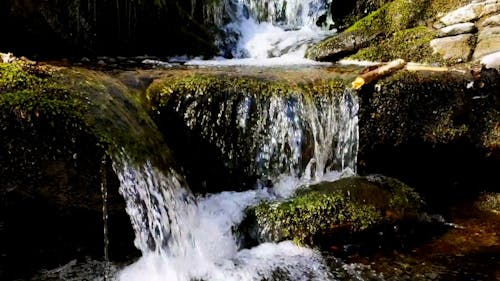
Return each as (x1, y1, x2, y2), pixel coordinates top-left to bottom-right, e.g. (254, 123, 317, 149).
(114, 153, 345, 281)
(188, 0, 335, 66)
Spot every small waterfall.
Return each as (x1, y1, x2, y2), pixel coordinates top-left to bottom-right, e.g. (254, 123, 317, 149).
(113, 151, 336, 281)
(87, 70, 361, 280)
(165, 83, 359, 188)
(215, 0, 335, 60)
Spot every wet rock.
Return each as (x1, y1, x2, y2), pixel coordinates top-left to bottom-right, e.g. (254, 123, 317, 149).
(437, 22, 476, 37)
(430, 34, 475, 62)
(357, 69, 499, 205)
(240, 175, 423, 247)
(306, 31, 382, 61)
(97, 60, 106, 66)
(473, 26, 500, 59)
(146, 71, 357, 193)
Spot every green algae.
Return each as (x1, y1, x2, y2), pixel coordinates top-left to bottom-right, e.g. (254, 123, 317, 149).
(349, 26, 441, 63)
(244, 176, 423, 246)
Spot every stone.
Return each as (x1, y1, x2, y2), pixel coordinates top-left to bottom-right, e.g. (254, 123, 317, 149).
(473, 26, 500, 59)
(437, 22, 476, 37)
(481, 13, 500, 27)
(240, 176, 423, 246)
(438, 0, 500, 26)
(480, 51, 500, 69)
(430, 34, 474, 62)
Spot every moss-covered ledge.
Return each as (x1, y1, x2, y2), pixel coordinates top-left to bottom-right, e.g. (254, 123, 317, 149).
(240, 175, 423, 247)
(307, 0, 472, 63)
(145, 71, 353, 193)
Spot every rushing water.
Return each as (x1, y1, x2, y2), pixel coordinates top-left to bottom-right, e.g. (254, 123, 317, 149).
(190, 0, 335, 65)
(108, 85, 360, 280)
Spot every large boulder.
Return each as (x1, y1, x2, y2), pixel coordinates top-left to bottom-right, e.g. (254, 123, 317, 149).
(357, 68, 500, 205)
(241, 175, 423, 247)
(0, 61, 178, 279)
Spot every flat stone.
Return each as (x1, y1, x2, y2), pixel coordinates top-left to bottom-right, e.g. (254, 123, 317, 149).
(430, 34, 474, 62)
(481, 13, 500, 27)
(437, 22, 476, 37)
(474, 26, 500, 59)
(439, 0, 500, 26)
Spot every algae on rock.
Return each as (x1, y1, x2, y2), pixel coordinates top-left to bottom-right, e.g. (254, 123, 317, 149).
(241, 175, 423, 247)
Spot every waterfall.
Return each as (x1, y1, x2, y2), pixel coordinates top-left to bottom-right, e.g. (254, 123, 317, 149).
(199, 0, 335, 63)
(165, 84, 359, 188)
(112, 85, 359, 280)
(113, 152, 336, 281)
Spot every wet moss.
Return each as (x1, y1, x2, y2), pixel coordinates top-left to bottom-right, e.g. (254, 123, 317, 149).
(349, 26, 441, 63)
(147, 73, 349, 109)
(243, 176, 423, 246)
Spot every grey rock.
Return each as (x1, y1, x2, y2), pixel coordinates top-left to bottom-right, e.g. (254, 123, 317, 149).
(474, 26, 500, 59)
(430, 34, 475, 62)
(439, 0, 500, 26)
(437, 22, 476, 37)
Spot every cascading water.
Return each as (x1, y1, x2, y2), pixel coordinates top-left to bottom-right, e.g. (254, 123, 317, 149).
(111, 85, 360, 280)
(190, 0, 335, 65)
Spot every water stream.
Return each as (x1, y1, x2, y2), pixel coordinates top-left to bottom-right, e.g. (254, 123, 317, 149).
(111, 86, 360, 280)
(190, 0, 335, 65)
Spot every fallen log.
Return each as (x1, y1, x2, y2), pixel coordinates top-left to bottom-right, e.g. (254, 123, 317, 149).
(352, 59, 406, 90)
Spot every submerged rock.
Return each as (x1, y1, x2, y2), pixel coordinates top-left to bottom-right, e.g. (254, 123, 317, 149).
(241, 175, 423, 247)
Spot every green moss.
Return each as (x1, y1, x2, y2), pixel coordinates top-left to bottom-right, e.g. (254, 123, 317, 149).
(346, 0, 429, 35)
(147, 73, 348, 110)
(245, 176, 423, 246)
(349, 26, 441, 63)
(0, 62, 87, 128)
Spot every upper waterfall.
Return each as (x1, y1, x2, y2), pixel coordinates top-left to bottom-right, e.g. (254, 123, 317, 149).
(201, 0, 336, 64)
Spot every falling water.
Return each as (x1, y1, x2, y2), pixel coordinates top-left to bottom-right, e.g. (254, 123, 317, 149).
(111, 85, 360, 280)
(113, 153, 337, 281)
(191, 0, 335, 64)
(100, 155, 110, 279)
(168, 86, 358, 185)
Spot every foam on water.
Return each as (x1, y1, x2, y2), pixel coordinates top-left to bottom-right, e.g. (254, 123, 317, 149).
(189, 0, 335, 66)
(116, 163, 342, 281)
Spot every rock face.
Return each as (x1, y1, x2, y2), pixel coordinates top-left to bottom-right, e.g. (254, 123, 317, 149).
(308, 0, 500, 66)
(474, 26, 500, 59)
(357, 69, 500, 204)
(430, 34, 475, 62)
(240, 175, 423, 247)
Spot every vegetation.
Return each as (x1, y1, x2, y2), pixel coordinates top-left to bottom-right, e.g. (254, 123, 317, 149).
(242, 176, 423, 246)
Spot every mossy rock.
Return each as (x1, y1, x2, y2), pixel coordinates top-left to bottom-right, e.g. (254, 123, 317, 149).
(357, 68, 499, 205)
(146, 71, 354, 193)
(348, 26, 442, 63)
(307, 0, 472, 62)
(241, 175, 423, 247)
(0, 61, 178, 211)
